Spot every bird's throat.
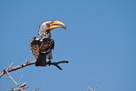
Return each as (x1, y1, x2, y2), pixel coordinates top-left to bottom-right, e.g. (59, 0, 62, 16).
(46, 29, 50, 33)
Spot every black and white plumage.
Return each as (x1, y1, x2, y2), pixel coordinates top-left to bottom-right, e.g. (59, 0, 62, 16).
(30, 37, 54, 66)
(30, 20, 66, 67)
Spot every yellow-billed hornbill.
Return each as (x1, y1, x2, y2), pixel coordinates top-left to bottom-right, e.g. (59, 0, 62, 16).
(30, 20, 66, 66)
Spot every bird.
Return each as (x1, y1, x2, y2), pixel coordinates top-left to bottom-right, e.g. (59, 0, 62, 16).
(30, 20, 66, 66)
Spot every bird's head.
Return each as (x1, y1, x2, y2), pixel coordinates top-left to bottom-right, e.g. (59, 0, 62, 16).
(39, 20, 66, 38)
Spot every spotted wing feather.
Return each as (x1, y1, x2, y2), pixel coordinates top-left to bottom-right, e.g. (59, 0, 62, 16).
(30, 37, 40, 60)
(40, 38, 55, 55)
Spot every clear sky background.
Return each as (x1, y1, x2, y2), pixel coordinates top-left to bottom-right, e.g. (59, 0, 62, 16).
(0, 0, 136, 91)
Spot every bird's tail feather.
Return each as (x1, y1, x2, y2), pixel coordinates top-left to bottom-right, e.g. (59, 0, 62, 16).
(35, 53, 46, 66)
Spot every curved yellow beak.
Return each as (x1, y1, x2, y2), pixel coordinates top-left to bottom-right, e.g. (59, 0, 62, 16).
(49, 20, 66, 30)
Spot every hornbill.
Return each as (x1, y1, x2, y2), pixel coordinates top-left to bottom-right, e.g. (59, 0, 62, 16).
(30, 20, 66, 66)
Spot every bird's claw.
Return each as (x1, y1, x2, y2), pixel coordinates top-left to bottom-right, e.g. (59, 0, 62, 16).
(47, 60, 51, 66)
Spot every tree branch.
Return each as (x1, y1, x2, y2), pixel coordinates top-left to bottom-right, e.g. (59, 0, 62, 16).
(87, 82, 100, 91)
(94, 82, 100, 91)
(0, 60, 35, 78)
(5, 70, 29, 91)
(8, 83, 29, 91)
(4, 68, 19, 86)
(33, 86, 40, 91)
(18, 75, 23, 85)
(50, 61, 69, 70)
(0, 58, 69, 78)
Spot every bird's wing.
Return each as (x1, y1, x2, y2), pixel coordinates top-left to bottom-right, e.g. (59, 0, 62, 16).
(40, 38, 55, 55)
(48, 38, 55, 50)
(30, 37, 40, 60)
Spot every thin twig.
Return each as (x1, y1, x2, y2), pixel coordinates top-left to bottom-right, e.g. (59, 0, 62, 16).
(24, 58, 28, 64)
(94, 82, 100, 91)
(87, 86, 92, 91)
(34, 86, 40, 91)
(8, 83, 29, 91)
(6, 74, 29, 91)
(18, 75, 23, 85)
(49, 61, 69, 70)
(7, 63, 14, 70)
(87, 82, 100, 91)
(4, 68, 19, 86)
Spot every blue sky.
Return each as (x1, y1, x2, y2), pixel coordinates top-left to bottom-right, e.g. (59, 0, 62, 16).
(0, 0, 136, 91)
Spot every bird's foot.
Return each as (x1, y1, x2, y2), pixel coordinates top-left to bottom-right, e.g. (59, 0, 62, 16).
(47, 60, 51, 66)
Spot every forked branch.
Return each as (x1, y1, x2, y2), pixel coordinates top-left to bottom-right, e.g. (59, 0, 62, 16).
(0, 58, 69, 78)
(8, 83, 29, 91)
(87, 82, 100, 91)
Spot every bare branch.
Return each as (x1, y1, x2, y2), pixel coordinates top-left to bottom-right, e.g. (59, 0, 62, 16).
(87, 82, 100, 91)
(8, 83, 29, 91)
(0, 58, 69, 78)
(20, 83, 27, 88)
(7, 63, 14, 70)
(87, 86, 92, 91)
(49, 61, 69, 70)
(5, 69, 29, 91)
(24, 58, 28, 64)
(0, 63, 14, 78)
(0, 60, 35, 78)
(33, 86, 40, 91)
(4, 68, 19, 86)
(18, 75, 23, 85)
(94, 82, 100, 91)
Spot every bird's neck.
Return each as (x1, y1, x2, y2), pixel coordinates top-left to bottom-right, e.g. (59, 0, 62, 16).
(41, 32, 51, 38)
(40, 36, 51, 42)
(41, 36, 47, 39)
(41, 35, 50, 39)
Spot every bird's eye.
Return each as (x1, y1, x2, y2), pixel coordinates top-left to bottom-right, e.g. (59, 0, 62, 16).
(46, 23, 50, 28)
